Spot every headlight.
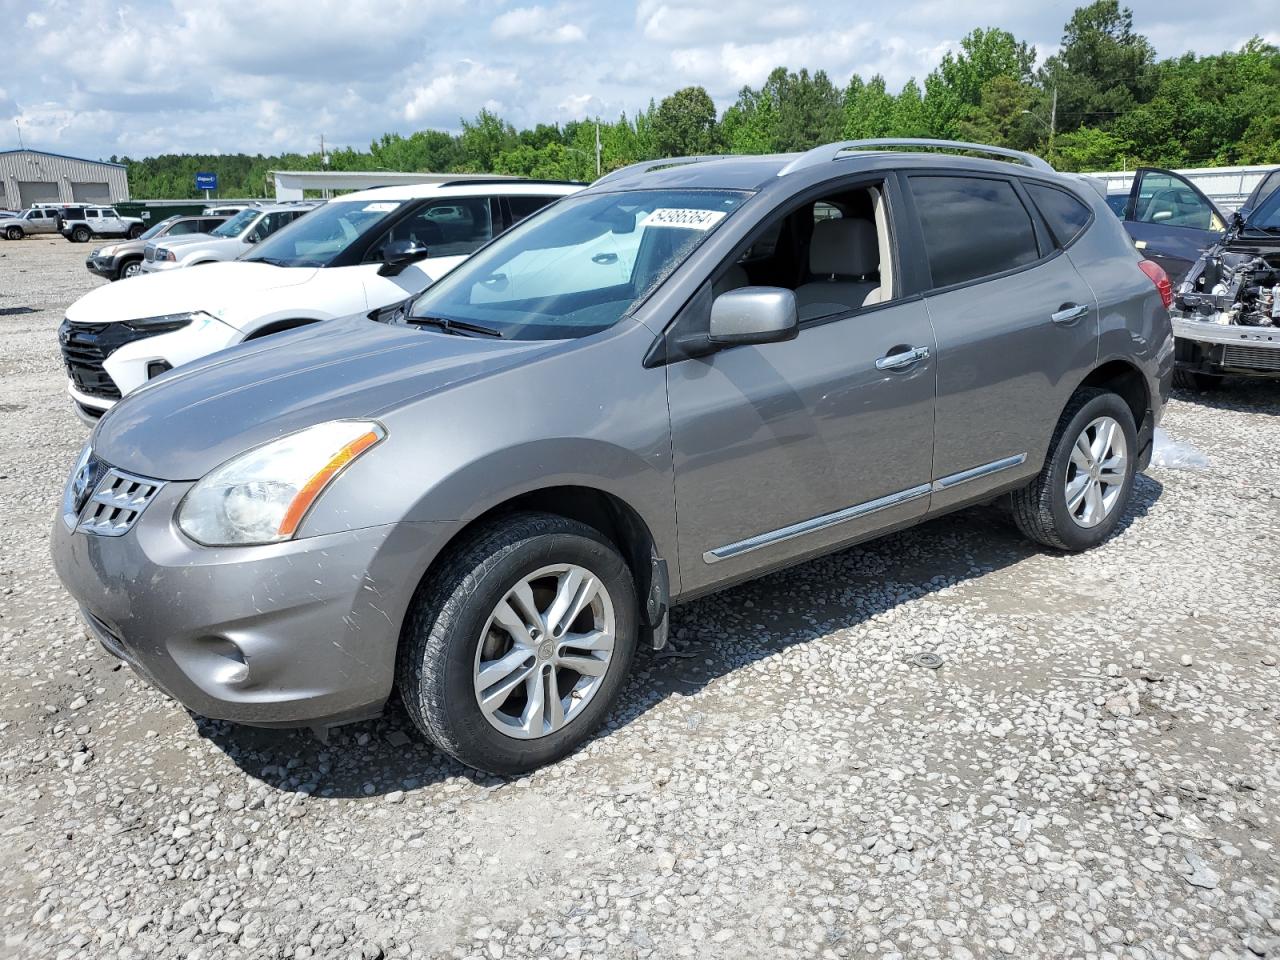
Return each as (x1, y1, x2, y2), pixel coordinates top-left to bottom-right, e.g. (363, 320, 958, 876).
(177, 420, 385, 546)
(125, 310, 215, 331)
(159, 248, 176, 262)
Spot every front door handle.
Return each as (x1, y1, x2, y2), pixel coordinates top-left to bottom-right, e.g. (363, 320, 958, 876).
(876, 345, 930, 370)
(1051, 303, 1089, 325)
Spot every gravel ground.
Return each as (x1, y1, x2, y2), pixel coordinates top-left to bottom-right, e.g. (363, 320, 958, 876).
(1, 238, 1279, 960)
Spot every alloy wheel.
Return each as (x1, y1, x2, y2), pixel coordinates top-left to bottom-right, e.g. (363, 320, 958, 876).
(1064, 415, 1128, 528)
(121, 261, 141, 279)
(473, 563, 616, 740)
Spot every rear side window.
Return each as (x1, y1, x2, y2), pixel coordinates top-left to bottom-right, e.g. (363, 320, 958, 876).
(910, 176, 1040, 289)
(1027, 183, 1092, 247)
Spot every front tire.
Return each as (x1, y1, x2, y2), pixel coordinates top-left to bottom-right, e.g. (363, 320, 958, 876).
(397, 512, 639, 775)
(72, 226, 91, 243)
(5, 226, 22, 240)
(1011, 389, 1138, 551)
(117, 258, 142, 280)
(127, 224, 144, 239)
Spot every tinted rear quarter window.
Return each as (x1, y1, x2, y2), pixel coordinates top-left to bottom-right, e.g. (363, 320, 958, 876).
(1027, 183, 1093, 247)
(910, 176, 1040, 289)
(507, 195, 559, 225)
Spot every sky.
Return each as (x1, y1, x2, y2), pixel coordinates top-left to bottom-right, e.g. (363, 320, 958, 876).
(1, 0, 1274, 160)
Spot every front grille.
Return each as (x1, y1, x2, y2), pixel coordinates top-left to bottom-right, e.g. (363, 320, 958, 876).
(76, 467, 163, 537)
(58, 317, 190, 400)
(1222, 344, 1280, 372)
(143, 244, 156, 261)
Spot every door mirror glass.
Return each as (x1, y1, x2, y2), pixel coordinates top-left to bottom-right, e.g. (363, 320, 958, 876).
(708, 286, 799, 346)
(378, 238, 430, 276)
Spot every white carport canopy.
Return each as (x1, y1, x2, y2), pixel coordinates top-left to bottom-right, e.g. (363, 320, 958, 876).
(271, 170, 520, 201)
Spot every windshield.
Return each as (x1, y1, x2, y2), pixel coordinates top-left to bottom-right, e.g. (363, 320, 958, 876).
(242, 199, 401, 267)
(211, 208, 259, 238)
(139, 217, 177, 241)
(406, 189, 748, 340)
(1245, 191, 1280, 233)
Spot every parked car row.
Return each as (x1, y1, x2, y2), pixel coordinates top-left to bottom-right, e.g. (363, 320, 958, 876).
(52, 141, 1181, 775)
(0, 204, 146, 242)
(60, 180, 580, 420)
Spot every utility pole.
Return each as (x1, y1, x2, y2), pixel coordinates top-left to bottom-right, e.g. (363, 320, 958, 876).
(15, 119, 25, 150)
(1048, 86, 1057, 160)
(320, 134, 329, 199)
(594, 123, 602, 179)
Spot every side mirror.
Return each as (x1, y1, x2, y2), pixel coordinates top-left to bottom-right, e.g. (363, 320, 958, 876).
(379, 239, 430, 276)
(708, 286, 799, 346)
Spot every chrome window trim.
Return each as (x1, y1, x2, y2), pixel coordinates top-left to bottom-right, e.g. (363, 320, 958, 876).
(931, 453, 1027, 491)
(703, 483, 932, 564)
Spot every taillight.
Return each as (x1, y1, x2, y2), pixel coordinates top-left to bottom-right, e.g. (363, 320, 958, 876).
(1138, 259, 1172, 309)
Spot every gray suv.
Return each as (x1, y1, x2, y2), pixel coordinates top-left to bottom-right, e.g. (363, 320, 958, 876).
(52, 139, 1174, 775)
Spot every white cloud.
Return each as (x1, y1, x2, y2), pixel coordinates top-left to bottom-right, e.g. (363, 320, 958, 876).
(0, 0, 1271, 159)
(491, 6, 585, 43)
(402, 62, 519, 122)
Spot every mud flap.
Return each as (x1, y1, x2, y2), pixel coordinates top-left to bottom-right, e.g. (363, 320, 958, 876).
(642, 554, 670, 650)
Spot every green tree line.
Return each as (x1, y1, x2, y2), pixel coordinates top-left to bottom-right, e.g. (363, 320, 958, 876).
(116, 1, 1280, 199)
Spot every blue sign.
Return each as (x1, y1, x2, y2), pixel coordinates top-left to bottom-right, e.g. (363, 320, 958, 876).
(195, 172, 218, 191)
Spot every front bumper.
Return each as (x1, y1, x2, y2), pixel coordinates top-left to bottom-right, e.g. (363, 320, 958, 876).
(59, 313, 242, 408)
(51, 479, 461, 727)
(1172, 316, 1280, 376)
(140, 258, 183, 274)
(85, 254, 118, 279)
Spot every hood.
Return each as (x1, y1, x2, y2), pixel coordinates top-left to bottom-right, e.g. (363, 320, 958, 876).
(91, 314, 553, 480)
(151, 232, 219, 249)
(64, 260, 318, 325)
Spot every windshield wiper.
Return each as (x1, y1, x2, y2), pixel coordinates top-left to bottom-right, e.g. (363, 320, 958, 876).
(406, 315, 506, 338)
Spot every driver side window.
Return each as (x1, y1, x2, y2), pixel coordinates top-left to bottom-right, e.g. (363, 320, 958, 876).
(708, 182, 893, 322)
(367, 198, 495, 262)
(1134, 173, 1217, 230)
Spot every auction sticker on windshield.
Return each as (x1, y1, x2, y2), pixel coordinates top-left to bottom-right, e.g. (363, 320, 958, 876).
(362, 202, 401, 213)
(641, 208, 727, 230)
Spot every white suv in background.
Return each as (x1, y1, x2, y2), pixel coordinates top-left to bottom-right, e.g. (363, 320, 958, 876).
(59, 206, 146, 243)
(140, 202, 318, 272)
(59, 179, 581, 421)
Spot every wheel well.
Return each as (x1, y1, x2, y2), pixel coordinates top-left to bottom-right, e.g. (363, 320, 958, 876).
(244, 317, 320, 341)
(1078, 360, 1149, 431)
(421, 486, 666, 630)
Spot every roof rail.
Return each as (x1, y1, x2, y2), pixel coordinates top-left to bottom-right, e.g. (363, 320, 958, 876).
(593, 155, 736, 187)
(777, 139, 1055, 177)
(439, 178, 587, 188)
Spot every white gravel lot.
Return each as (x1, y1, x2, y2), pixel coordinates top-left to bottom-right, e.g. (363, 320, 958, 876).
(1, 238, 1279, 960)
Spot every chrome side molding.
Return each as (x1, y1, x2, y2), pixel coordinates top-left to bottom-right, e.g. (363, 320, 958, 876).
(932, 453, 1027, 491)
(702, 453, 1028, 564)
(703, 483, 931, 563)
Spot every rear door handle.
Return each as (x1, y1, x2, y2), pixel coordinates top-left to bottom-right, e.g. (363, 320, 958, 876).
(1051, 303, 1089, 325)
(876, 345, 930, 370)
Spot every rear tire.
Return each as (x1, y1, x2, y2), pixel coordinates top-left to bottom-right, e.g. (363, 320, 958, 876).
(72, 226, 91, 243)
(397, 512, 639, 776)
(1011, 389, 1138, 552)
(5, 226, 22, 240)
